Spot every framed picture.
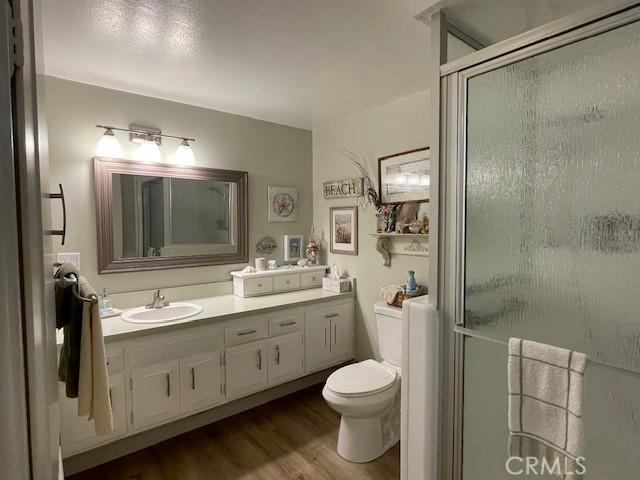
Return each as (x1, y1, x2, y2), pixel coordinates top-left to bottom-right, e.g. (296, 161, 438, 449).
(330, 206, 358, 255)
(378, 147, 430, 204)
(284, 234, 304, 262)
(268, 186, 298, 222)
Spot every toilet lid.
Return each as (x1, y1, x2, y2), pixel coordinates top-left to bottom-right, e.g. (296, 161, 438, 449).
(326, 360, 397, 397)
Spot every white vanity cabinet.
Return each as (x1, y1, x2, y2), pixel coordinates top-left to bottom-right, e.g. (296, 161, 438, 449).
(59, 295, 354, 459)
(131, 360, 181, 430)
(59, 348, 128, 457)
(267, 331, 304, 386)
(304, 303, 354, 372)
(180, 350, 224, 414)
(225, 339, 268, 399)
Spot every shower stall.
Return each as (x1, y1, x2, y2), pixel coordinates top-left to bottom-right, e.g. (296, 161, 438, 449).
(438, 4, 640, 478)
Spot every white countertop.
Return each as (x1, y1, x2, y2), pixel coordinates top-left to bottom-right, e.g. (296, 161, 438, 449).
(57, 288, 353, 344)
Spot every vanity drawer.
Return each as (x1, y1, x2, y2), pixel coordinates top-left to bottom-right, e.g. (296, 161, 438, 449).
(244, 277, 274, 296)
(269, 312, 303, 336)
(273, 274, 300, 292)
(225, 318, 268, 346)
(128, 331, 224, 367)
(300, 271, 323, 288)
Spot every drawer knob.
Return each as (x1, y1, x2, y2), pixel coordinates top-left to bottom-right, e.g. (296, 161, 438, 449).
(325, 313, 339, 318)
(279, 320, 297, 327)
(258, 283, 262, 287)
(286, 281, 290, 285)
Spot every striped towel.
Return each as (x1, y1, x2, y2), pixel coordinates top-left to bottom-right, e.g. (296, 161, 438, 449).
(508, 338, 587, 479)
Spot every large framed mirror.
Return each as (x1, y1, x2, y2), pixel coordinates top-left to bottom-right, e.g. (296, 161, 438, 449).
(94, 157, 248, 273)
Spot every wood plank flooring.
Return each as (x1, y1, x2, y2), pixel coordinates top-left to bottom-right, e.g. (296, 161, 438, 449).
(68, 385, 400, 480)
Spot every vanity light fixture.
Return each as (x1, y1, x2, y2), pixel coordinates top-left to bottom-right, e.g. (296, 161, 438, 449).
(95, 124, 196, 164)
(172, 139, 195, 165)
(96, 128, 122, 157)
(133, 140, 161, 163)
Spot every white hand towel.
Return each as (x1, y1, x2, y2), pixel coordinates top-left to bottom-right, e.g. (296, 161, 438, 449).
(77, 278, 113, 435)
(508, 338, 587, 479)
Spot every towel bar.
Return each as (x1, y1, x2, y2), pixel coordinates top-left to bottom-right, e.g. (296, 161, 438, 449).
(55, 272, 98, 304)
(454, 326, 640, 376)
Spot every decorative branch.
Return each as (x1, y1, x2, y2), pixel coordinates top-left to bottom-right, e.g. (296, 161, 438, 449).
(340, 149, 379, 210)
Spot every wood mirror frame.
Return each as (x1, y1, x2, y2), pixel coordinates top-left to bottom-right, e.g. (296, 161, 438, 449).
(94, 157, 248, 273)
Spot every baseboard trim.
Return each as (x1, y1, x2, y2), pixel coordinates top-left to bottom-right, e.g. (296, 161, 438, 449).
(63, 368, 337, 476)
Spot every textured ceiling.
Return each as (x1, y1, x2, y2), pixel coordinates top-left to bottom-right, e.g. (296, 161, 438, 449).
(41, 0, 431, 129)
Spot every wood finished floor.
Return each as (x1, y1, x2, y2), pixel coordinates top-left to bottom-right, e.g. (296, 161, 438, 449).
(68, 385, 400, 480)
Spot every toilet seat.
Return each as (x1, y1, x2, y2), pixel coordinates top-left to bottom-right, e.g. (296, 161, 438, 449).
(326, 360, 397, 398)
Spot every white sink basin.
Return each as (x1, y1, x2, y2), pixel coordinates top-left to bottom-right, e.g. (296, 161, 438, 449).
(121, 303, 204, 324)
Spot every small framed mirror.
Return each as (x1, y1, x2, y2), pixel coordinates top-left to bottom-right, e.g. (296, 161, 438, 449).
(94, 157, 248, 273)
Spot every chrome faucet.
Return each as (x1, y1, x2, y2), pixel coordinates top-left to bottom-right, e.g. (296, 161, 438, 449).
(145, 289, 169, 309)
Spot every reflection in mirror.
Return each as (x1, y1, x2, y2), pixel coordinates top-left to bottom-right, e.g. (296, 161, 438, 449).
(111, 175, 236, 259)
(95, 157, 248, 273)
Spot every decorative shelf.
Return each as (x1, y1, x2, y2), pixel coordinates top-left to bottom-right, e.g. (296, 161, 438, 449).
(369, 233, 428, 266)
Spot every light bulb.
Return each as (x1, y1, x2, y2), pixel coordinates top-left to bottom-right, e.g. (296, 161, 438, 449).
(96, 128, 122, 157)
(172, 139, 195, 165)
(408, 173, 420, 185)
(420, 174, 430, 186)
(134, 140, 161, 163)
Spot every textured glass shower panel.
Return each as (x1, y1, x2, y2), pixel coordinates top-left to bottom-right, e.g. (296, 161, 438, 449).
(465, 20, 640, 372)
(462, 338, 640, 480)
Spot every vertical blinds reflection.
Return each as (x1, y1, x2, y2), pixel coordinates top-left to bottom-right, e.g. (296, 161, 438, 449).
(465, 20, 640, 373)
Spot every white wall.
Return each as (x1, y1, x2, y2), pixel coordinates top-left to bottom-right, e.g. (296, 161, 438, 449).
(313, 90, 430, 360)
(46, 77, 312, 294)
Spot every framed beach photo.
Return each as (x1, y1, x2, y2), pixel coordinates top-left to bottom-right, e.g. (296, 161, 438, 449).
(284, 234, 304, 262)
(378, 147, 430, 204)
(330, 206, 358, 255)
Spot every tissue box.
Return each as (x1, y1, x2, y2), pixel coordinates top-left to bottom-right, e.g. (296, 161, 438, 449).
(322, 277, 352, 293)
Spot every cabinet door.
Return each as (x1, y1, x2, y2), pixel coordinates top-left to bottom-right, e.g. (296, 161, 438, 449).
(268, 332, 304, 386)
(225, 340, 267, 399)
(59, 373, 127, 457)
(330, 306, 354, 362)
(304, 313, 331, 373)
(180, 350, 224, 414)
(131, 360, 180, 430)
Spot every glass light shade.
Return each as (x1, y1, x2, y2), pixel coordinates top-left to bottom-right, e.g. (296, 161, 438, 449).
(96, 129, 122, 157)
(420, 174, 430, 186)
(408, 173, 420, 185)
(172, 140, 195, 165)
(134, 140, 161, 163)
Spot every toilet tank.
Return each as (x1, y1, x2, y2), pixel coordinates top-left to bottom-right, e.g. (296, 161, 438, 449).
(375, 301, 403, 368)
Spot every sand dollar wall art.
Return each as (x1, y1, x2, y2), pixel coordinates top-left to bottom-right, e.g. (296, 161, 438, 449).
(268, 186, 298, 222)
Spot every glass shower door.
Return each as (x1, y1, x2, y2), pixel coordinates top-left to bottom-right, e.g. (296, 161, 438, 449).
(459, 16, 640, 480)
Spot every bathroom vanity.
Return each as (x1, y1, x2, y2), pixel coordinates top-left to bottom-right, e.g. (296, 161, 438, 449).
(58, 288, 354, 458)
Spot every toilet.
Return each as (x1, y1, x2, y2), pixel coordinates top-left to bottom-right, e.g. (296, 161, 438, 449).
(322, 301, 402, 463)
